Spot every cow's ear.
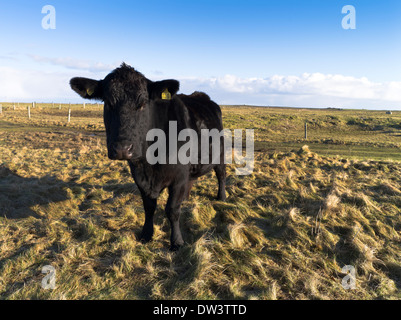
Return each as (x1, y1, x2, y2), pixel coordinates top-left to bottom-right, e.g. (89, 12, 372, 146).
(149, 80, 179, 100)
(70, 77, 103, 100)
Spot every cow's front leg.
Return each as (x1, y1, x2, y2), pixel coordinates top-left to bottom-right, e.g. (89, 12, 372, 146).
(165, 183, 186, 251)
(139, 190, 157, 243)
(214, 164, 227, 201)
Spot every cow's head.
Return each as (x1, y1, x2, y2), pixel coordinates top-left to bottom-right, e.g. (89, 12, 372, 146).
(70, 63, 179, 160)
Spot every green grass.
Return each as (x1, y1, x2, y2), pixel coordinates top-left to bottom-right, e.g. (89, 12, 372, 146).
(254, 142, 401, 162)
(1, 103, 401, 300)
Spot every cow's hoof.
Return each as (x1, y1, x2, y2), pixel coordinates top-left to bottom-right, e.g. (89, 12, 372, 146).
(139, 232, 153, 243)
(169, 243, 183, 251)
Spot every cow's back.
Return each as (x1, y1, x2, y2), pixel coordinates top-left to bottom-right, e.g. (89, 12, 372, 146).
(176, 92, 224, 179)
(177, 92, 223, 132)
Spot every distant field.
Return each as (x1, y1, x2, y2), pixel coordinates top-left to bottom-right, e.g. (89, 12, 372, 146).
(1, 103, 401, 300)
(221, 105, 401, 161)
(2, 103, 400, 160)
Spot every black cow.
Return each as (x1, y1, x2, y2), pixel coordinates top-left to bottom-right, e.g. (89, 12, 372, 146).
(70, 63, 226, 250)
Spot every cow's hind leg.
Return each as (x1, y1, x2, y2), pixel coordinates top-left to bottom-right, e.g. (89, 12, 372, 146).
(139, 190, 157, 243)
(166, 182, 187, 251)
(214, 164, 226, 201)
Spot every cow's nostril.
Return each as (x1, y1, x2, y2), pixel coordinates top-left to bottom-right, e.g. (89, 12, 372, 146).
(123, 145, 133, 160)
(109, 143, 133, 160)
(127, 144, 134, 154)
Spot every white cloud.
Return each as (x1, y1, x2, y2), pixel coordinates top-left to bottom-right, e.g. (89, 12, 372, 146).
(0, 55, 116, 101)
(0, 64, 400, 109)
(179, 73, 401, 109)
(28, 54, 118, 73)
(0, 66, 80, 102)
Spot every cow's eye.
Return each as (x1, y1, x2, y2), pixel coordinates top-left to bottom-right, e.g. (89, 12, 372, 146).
(136, 96, 147, 109)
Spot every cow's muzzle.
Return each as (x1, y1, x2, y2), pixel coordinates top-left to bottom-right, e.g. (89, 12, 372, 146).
(109, 143, 134, 160)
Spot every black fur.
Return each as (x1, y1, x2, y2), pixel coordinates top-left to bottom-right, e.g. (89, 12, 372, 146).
(70, 63, 226, 250)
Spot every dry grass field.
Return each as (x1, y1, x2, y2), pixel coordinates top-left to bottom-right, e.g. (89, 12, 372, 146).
(1, 103, 401, 299)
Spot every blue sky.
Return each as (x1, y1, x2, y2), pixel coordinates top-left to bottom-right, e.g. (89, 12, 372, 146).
(0, 0, 400, 108)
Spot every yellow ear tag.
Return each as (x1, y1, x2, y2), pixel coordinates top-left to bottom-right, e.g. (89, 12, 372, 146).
(161, 88, 171, 100)
(86, 88, 94, 96)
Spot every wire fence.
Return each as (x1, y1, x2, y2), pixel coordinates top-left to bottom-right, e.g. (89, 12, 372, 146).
(0, 102, 104, 123)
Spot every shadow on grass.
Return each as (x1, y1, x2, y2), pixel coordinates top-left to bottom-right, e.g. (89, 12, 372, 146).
(0, 165, 137, 220)
(0, 165, 71, 219)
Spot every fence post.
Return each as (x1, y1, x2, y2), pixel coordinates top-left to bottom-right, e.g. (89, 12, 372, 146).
(28, 104, 31, 119)
(68, 104, 71, 123)
(13, 103, 15, 111)
(83, 102, 86, 109)
(59, 103, 61, 110)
